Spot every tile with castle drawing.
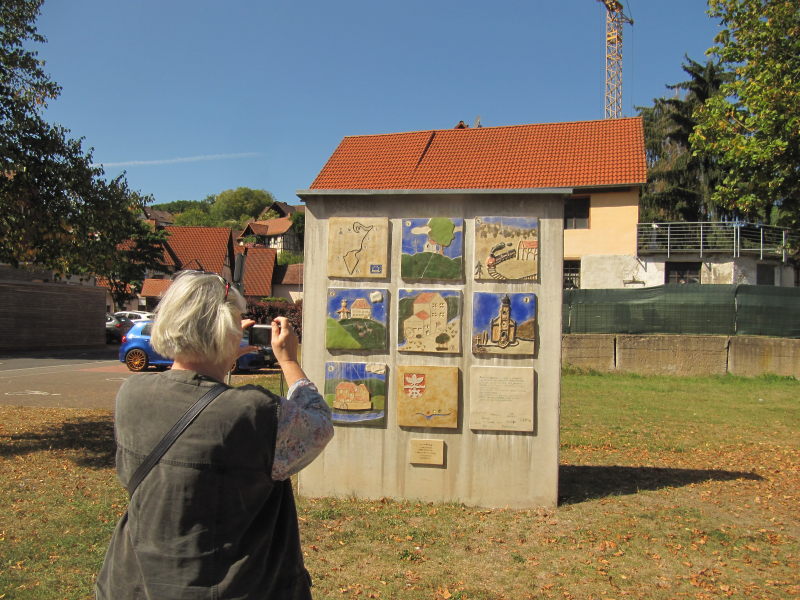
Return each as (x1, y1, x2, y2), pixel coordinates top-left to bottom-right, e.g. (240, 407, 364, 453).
(472, 292, 536, 356)
(324, 361, 387, 425)
(326, 288, 388, 351)
(473, 216, 539, 281)
(396, 365, 459, 429)
(397, 289, 461, 353)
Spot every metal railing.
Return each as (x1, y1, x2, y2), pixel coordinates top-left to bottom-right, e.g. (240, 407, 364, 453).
(637, 222, 799, 261)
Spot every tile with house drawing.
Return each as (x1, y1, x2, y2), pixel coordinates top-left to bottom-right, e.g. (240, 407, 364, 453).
(397, 289, 461, 353)
(326, 288, 388, 351)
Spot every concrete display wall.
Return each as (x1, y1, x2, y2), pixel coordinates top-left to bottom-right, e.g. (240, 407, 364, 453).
(562, 333, 800, 378)
(297, 191, 566, 508)
(0, 280, 105, 351)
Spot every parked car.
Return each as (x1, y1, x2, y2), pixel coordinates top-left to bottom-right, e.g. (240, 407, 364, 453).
(106, 313, 134, 344)
(114, 310, 155, 322)
(119, 322, 276, 373)
(119, 321, 172, 371)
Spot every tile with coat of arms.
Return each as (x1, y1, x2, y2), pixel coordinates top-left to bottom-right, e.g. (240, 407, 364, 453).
(396, 365, 459, 429)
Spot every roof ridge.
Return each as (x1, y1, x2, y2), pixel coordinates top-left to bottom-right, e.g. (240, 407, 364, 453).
(340, 116, 643, 140)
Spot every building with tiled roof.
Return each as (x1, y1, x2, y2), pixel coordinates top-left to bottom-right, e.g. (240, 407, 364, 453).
(311, 117, 646, 191)
(272, 263, 304, 303)
(303, 117, 648, 289)
(237, 217, 302, 254)
(239, 247, 276, 300)
(162, 226, 234, 278)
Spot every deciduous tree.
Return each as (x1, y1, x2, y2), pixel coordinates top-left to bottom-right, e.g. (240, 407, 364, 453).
(691, 0, 800, 228)
(1, 0, 162, 278)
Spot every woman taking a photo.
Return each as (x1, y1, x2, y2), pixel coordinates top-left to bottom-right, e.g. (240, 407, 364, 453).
(97, 270, 333, 599)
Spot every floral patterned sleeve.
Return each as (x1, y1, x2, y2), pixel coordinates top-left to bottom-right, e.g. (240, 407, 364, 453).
(271, 378, 334, 481)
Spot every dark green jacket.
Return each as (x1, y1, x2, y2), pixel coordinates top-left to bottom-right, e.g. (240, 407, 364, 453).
(96, 370, 312, 599)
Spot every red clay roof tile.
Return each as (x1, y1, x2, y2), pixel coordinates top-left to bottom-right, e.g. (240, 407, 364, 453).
(163, 226, 232, 275)
(310, 118, 646, 190)
(240, 247, 276, 298)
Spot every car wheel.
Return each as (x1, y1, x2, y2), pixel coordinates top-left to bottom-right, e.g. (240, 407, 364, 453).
(125, 349, 149, 372)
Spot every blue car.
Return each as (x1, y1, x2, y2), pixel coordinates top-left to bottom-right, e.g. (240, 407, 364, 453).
(120, 321, 275, 373)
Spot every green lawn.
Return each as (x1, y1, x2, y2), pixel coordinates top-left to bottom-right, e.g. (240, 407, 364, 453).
(1, 372, 797, 599)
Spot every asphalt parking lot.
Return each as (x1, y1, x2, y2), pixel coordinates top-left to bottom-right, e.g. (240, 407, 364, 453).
(0, 345, 127, 410)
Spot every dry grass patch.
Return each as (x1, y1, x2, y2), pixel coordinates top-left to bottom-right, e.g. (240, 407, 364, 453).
(0, 373, 797, 599)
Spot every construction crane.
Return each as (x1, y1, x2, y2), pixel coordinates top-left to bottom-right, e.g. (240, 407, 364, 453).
(597, 0, 633, 119)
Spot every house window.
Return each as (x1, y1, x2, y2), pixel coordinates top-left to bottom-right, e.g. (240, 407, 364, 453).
(756, 264, 776, 286)
(563, 260, 581, 289)
(564, 197, 590, 230)
(665, 261, 701, 284)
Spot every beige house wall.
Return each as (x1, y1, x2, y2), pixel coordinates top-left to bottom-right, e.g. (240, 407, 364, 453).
(563, 189, 639, 260)
(297, 191, 566, 508)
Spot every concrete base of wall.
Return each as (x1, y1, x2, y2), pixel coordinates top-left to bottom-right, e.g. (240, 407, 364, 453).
(729, 336, 800, 378)
(563, 334, 798, 377)
(561, 334, 615, 372)
(617, 335, 729, 376)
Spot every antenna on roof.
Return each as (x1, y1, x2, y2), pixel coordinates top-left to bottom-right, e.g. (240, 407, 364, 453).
(473, 116, 482, 128)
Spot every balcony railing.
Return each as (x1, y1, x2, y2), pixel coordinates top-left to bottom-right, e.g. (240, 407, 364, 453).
(637, 222, 799, 261)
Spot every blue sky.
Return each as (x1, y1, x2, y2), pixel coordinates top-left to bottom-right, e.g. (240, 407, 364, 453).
(327, 288, 388, 323)
(473, 292, 537, 332)
(35, 0, 720, 208)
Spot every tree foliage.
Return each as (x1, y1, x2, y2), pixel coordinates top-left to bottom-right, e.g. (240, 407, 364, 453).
(0, 0, 162, 278)
(691, 0, 800, 229)
(99, 225, 169, 310)
(209, 187, 274, 228)
(638, 57, 732, 222)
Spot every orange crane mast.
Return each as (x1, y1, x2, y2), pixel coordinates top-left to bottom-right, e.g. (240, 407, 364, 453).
(597, 0, 634, 119)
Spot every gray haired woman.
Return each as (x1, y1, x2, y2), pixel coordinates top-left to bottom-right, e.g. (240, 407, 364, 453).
(96, 270, 333, 599)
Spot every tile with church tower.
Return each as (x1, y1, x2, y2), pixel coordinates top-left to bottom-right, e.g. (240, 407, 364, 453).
(326, 288, 389, 351)
(472, 292, 536, 356)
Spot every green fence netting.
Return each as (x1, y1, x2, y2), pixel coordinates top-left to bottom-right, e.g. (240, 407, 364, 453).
(735, 285, 800, 338)
(563, 284, 800, 338)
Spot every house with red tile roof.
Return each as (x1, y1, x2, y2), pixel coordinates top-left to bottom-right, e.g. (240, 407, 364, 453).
(307, 117, 647, 288)
(237, 216, 302, 254)
(309, 117, 798, 288)
(138, 226, 235, 309)
(271, 263, 304, 303)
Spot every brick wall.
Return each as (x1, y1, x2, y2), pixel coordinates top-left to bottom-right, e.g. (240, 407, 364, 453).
(0, 280, 106, 351)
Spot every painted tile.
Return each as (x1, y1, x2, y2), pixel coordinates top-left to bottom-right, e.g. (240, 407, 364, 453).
(473, 216, 539, 281)
(396, 365, 459, 429)
(397, 289, 461, 353)
(324, 361, 387, 425)
(327, 217, 389, 278)
(401, 218, 464, 281)
(472, 292, 536, 356)
(326, 288, 388, 351)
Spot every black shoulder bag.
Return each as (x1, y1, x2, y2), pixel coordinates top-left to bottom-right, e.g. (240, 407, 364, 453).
(126, 383, 228, 497)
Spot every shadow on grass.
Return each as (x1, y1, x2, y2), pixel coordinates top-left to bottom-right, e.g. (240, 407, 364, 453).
(0, 416, 115, 468)
(558, 464, 763, 505)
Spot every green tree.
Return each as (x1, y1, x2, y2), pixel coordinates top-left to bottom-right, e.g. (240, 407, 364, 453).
(691, 0, 800, 229)
(289, 210, 305, 248)
(98, 224, 169, 310)
(638, 57, 732, 221)
(1, 0, 160, 277)
(209, 187, 274, 226)
(174, 207, 214, 226)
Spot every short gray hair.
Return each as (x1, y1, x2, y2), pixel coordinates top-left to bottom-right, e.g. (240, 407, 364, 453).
(151, 270, 245, 361)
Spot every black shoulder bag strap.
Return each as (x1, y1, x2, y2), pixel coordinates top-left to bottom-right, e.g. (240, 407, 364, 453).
(126, 383, 228, 497)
